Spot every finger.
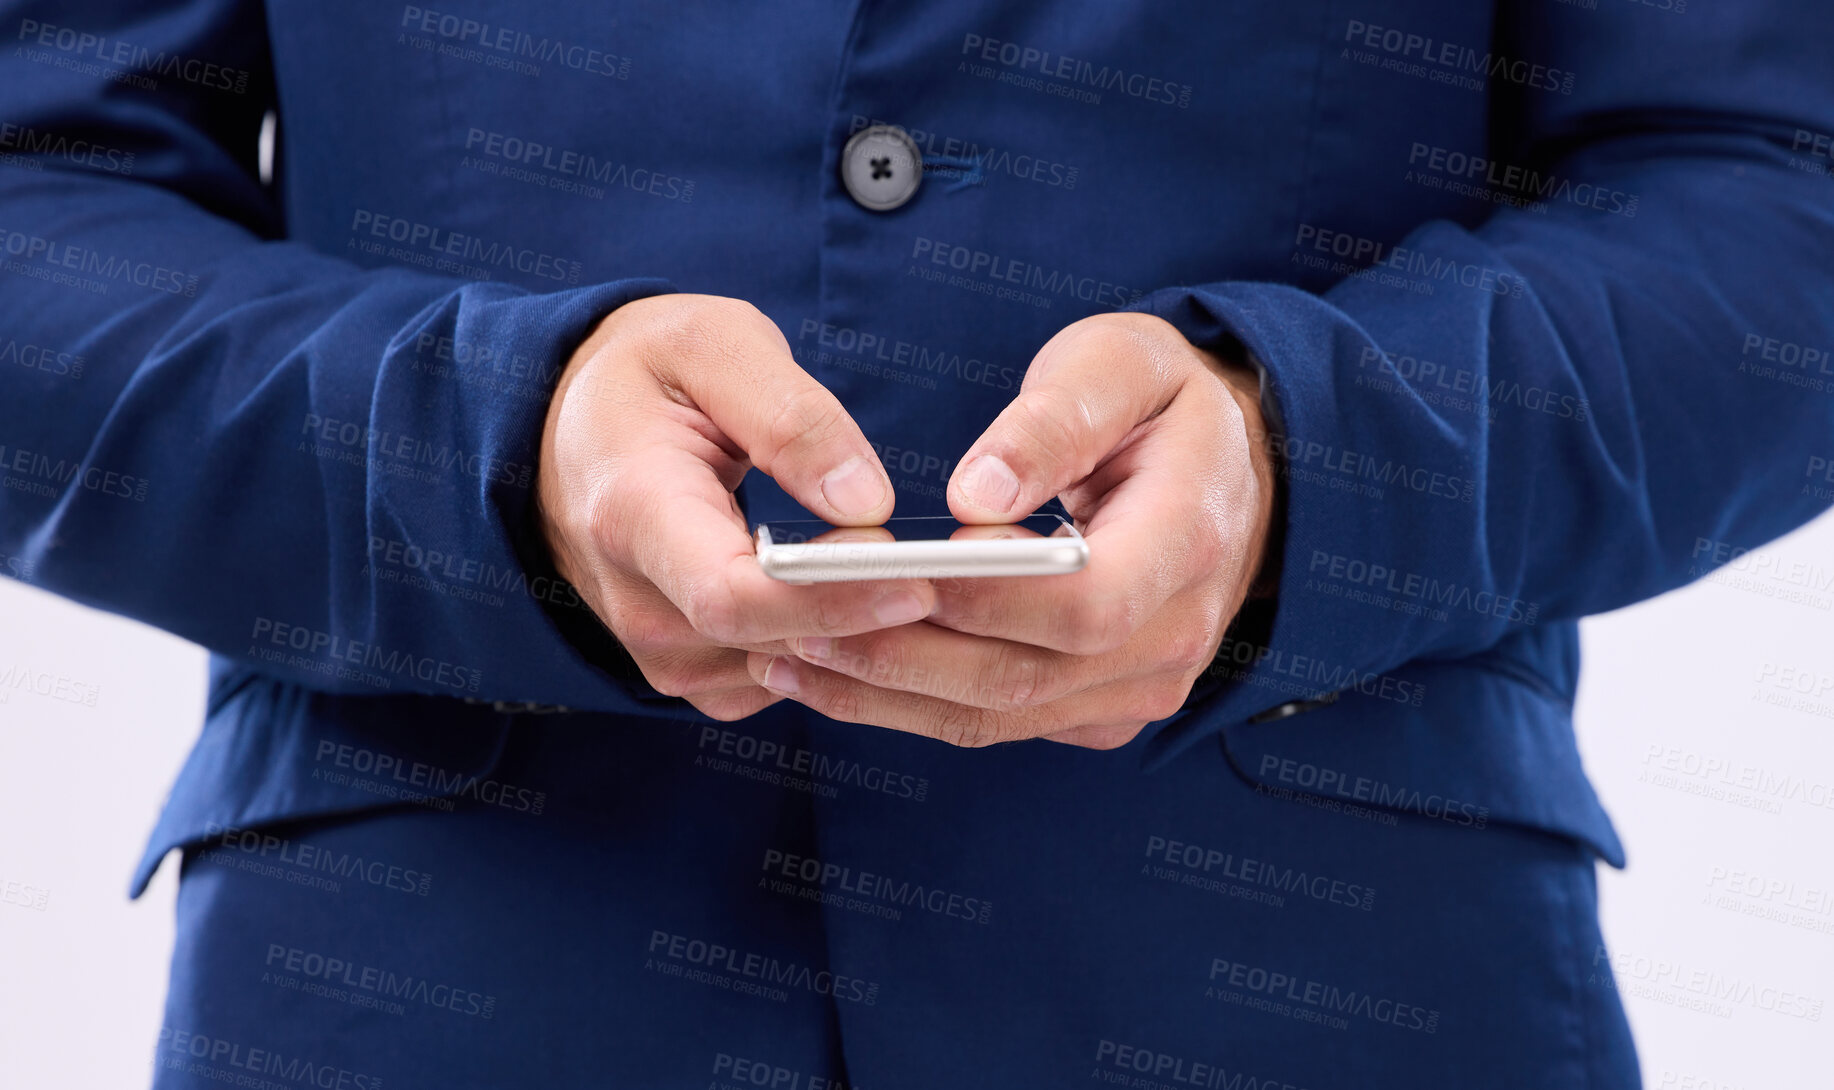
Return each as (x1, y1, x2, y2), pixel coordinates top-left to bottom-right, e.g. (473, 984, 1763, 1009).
(789, 618, 1154, 711)
(649, 296, 897, 525)
(745, 653, 1185, 749)
(686, 684, 784, 722)
(930, 415, 1234, 656)
(626, 642, 768, 700)
(618, 460, 936, 645)
(1037, 723, 1151, 749)
(597, 573, 794, 658)
(947, 315, 1189, 522)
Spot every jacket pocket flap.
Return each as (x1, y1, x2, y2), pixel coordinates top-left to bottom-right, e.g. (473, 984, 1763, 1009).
(131, 667, 517, 898)
(1214, 659, 1625, 867)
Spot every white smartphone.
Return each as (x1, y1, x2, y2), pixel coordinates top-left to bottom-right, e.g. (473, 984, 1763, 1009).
(754, 514, 1088, 584)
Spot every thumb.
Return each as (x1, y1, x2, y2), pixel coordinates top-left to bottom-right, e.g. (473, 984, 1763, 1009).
(948, 317, 1181, 522)
(663, 298, 895, 526)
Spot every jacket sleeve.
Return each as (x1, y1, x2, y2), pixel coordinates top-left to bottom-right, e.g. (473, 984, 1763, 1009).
(0, 0, 678, 713)
(1131, 2, 1834, 740)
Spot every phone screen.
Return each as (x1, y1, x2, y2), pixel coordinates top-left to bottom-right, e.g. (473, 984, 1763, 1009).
(755, 513, 1074, 545)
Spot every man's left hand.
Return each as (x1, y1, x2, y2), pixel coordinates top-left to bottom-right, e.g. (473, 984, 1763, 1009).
(745, 312, 1277, 749)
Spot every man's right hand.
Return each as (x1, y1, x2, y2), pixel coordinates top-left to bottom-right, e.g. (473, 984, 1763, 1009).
(537, 294, 935, 720)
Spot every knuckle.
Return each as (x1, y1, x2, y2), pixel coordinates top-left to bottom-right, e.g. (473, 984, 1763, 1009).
(641, 657, 701, 699)
(1008, 389, 1092, 466)
(1164, 631, 1215, 676)
(606, 604, 678, 657)
(578, 477, 629, 559)
(1188, 513, 1230, 575)
(848, 633, 907, 689)
(818, 680, 867, 724)
(764, 387, 851, 469)
(1066, 592, 1136, 656)
(693, 690, 766, 722)
(987, 645, 1045, 708)
(811, 592, 855, 639)
(1078, 724, 1141, 751)
(639, 297, 787, 388)
(937, 704, 1000, 749)
(681, 581, 749, 646)
(590, 471, 663, 572)
(934, 584, 993, 633)
(1135, 682, 1190, 723)
(656, 295, 760, 346)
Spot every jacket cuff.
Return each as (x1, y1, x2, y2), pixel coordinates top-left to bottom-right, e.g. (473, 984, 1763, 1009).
(1123, 282, 1408, 764)
(372, 275, 684, 713)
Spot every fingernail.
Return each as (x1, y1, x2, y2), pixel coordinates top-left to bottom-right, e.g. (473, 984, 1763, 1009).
(873, 592, 928, 627)
(821, 455, 887, 517)
(959, 454, 1020, 515)
(762, 656, 800, 694)
(797, 637, 832, 660)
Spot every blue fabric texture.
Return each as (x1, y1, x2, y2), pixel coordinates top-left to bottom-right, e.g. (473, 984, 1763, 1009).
(3, 0, 1831, 1083)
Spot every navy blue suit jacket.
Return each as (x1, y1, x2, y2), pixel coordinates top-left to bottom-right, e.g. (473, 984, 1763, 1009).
(2, 1, 1832, 1083)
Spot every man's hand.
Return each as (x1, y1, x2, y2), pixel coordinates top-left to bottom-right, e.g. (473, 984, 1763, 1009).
(745, 312, 1275, 749)
(538, 294, 936, 721)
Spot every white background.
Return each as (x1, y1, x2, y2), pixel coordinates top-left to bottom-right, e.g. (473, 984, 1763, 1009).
(3, 513, 1831, 1088)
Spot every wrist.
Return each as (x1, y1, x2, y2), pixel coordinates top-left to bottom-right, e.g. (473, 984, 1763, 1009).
(1196, 347, 1282, 602)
